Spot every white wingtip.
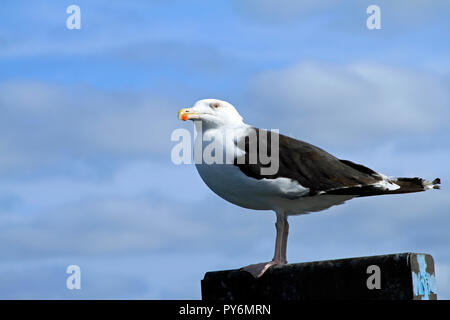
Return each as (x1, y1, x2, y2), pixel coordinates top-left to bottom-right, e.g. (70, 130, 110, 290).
(375, 174, 400, 191)
(424, 178, 441, 190)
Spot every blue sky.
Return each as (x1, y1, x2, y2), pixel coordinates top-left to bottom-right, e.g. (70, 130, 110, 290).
(1, 0, 449, 299)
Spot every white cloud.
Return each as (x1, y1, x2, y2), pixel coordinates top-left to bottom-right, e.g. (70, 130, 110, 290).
(248, 61, 450, 147)
(0, 196, 211, 259)
(0, 81, 185, 174)
(0, 160, 208, 214)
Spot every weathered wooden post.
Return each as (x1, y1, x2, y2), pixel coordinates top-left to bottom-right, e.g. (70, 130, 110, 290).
(201, 252, 437, 300)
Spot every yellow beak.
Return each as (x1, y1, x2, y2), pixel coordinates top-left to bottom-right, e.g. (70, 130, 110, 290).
(178, 108, 189, 121)
(178, 108, 201, 121)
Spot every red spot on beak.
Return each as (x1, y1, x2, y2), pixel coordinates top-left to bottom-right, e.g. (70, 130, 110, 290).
(181, 114, 188, 121)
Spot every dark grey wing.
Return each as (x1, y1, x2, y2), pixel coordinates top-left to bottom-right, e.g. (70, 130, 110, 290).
(233, 127, 383, 195)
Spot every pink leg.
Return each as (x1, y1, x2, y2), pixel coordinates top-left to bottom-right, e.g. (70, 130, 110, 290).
(242, 211, 289, 278)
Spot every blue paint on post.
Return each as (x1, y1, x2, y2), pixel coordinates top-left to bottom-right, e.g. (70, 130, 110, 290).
(412, 255, 437, 300)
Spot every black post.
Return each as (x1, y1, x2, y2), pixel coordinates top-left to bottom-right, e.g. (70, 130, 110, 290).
(201, 252, 437, 300)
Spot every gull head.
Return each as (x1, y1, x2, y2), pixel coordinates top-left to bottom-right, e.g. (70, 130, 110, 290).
(178, 99, 244, 129)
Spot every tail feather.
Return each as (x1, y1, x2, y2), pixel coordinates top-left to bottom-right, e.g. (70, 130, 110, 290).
(387, 177, 441, 193)
(324, 177, 441, 197)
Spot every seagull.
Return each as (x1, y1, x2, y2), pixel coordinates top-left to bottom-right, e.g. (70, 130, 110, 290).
(178, 98, 441, 278)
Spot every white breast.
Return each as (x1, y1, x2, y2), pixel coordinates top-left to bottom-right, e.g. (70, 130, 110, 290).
(195, 162, 310, 210)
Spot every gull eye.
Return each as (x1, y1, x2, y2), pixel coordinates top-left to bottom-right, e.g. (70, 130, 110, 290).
(210, 102, 220, 109)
